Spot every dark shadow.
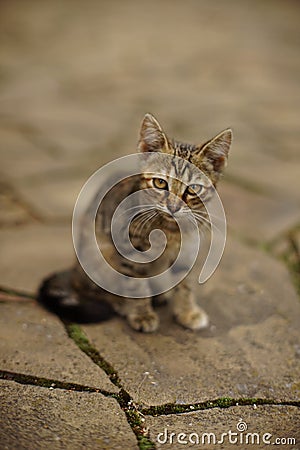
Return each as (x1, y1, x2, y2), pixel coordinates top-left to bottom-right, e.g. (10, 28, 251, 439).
(38, 270, 115, 324)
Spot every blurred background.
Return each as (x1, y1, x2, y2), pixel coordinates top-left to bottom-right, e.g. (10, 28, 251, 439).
(0, 0, 299, 292)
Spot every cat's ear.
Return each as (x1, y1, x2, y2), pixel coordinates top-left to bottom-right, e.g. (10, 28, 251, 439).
(192, 128, 232, 175)
(138, 113, 170, 153)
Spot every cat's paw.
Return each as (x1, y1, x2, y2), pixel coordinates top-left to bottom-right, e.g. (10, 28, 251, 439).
(175, 306, 209, 331)
(128, 311, 159, 333)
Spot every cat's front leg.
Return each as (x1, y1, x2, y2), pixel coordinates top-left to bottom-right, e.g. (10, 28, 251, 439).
(112, 297, 159, 333)
(171, 279, 209, 330)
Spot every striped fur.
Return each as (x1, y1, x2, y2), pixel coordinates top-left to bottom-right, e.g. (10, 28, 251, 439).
(38, 114, 232, 332)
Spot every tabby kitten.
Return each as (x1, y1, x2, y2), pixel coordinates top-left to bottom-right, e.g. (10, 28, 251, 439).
(39, 114, 232, 332)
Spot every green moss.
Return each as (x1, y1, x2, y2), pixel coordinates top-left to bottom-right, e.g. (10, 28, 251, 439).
(283, 256, 300, 296)
(64, 324, 156, 448)
(3, 366, 299, 450)
(0, 286, 35, 300)
(138, 435, 156, 450)
(117, 388, 133, 407)
(124, 408, 156, 450)
(126, 409, 141, 427)
(142, 397, 299, 417)
(263, 228, 300, 298)
(0, 369, 111, 395)
(65, 323, 122, 387)
(214, 397, 235, 408)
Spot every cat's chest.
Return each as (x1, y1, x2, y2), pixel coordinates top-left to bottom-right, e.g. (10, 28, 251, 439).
(128, 222, 179, 265)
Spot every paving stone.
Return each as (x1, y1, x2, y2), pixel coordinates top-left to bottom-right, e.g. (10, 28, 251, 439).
(5, 102, 137, 160)
(0, 303, 118, 393)
(1, 1, 299, 161)
(0, 125, 64, 180)
(0, 223, 74, 292)
(0, 197, 29, 227)
(221, 180, 300, 242)
(0, 125, 98, 222)
(1, 0, 299, 227)
(0, 0, 300, 446)
(18, 175, 87, 221)
(227, 144, 300, 204)
(0, 181, 30, 227)
(146, 405, 300, 449)
(0, 123, 134, 220)
(83, 236, 300, 406)
(293, 230, 300, 254)
(0, 380, 137, 450)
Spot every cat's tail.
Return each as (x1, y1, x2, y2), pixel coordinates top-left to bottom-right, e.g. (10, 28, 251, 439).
(38, 269, 115, 323)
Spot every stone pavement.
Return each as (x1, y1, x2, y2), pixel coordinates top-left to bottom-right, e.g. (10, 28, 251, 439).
(0, 1, 299, 449)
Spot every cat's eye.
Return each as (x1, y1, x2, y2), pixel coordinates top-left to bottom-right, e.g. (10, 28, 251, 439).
(152, 178, 168, 190)
(186, 184, 203, 196)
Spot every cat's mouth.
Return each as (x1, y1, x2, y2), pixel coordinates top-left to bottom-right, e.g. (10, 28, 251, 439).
(156, 205, 206, 231)
(131, 205, 188, 232)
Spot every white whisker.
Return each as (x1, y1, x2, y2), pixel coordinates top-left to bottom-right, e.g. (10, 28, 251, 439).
(192, 212, 223, 233)
(132, 210, 157, 233)
(194, 217, 211, 232)
(131, 208, 157, 224)
(138, 211, 159, 235)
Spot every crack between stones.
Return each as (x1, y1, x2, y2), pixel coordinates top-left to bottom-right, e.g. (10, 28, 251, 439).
(0, 115, 63, 158)
(285, 229, 300, 297)
(141, 397, 300, 417)
(0, 369, 114, 396)
(64, 323, 122, 389)
(64, 322, 156, 450)
(0, 285, 36, 302)
(0, 179, 73, 229)
(267, 224, 300, 298)
(0, 286, 155, 448)
(63, 323, 300, 449)
(1, 369, 298, 450)
(0, 178, 45, 225)
(2, 287, 299, 448)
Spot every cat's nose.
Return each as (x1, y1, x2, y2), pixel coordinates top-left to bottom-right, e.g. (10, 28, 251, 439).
(167, 199, 181, 215)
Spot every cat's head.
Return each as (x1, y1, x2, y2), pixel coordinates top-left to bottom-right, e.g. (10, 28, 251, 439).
(137, 113, 232, 225)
